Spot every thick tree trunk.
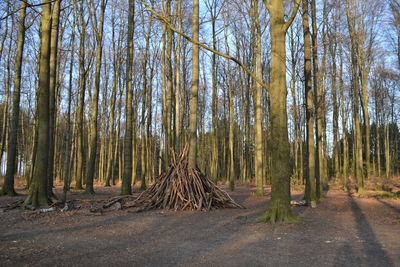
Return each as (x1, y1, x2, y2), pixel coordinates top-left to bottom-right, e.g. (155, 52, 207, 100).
(258, 0, 299, 223)
(24, 0, 52, 208)
(47, 0, 61, 198)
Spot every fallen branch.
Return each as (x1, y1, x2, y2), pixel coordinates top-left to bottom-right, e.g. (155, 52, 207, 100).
(0, 199, 24, 212)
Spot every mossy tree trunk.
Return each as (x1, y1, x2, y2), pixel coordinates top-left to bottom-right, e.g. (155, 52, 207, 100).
(258, 0, 300, 224)
(47, 0, 61, 198)
(24, 0, 52, 208)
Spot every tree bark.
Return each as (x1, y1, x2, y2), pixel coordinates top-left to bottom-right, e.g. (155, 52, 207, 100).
(47, 0, 61, 198)
(258, 0, 300, 223)
(252, 0, 264, 196)
(188, 0, 200, 168)
(121, 0, 135, 195)
(302, 0, 317, 202)
(2, 1, 27, 196)
(86, 0, 106, 194)
(24, 0, 52, 208)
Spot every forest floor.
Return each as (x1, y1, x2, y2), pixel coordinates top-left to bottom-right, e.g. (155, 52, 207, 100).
(0, 184, 399, 267)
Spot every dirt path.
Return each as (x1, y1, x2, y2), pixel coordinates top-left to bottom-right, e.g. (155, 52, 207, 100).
(0, 186, 399, 266)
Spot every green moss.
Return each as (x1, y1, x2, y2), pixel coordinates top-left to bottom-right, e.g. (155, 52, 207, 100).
(0, 188, 18, 196)
(371, 191, 399, 199)
(256, 199, 301, 224)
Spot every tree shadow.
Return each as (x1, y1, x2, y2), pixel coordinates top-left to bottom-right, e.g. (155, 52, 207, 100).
(346, 196, 394, 266)
(334, 242, 362, 267)
(376, 198, 400, 214)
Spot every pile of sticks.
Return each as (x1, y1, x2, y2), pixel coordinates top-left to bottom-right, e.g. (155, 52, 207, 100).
(128, 145, 243, 211)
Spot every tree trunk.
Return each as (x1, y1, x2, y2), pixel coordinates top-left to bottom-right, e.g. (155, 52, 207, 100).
(346, 0, 364, 192)
(24, 0, 52, 208)
(47, 0, 61, 198)
(76, 2, 87, 190)
(209, 1, 218, 182)
(302, 0, 317, 202)
(311, 0, 322, 198)
(2, 1, 27, 196)
(62, 18, 75, 202)
(258, 0, 299, 223)
(175, 0, 182, 153)
(86, 0, 106, 194)
(252, 0, 264, 196)
(188, 0, 199, 168)
(121, 0, 135, 195)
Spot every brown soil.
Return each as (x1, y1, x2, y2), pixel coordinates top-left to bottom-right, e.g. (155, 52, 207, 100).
(0, 185, 399, 266)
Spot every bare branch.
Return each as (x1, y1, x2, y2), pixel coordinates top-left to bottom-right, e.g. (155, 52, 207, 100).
(284, 0, 301, 32)
(140, 0, 270, 91)
(262, 0, 272, 12)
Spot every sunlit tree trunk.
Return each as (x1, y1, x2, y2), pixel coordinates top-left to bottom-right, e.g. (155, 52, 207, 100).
(346, 0, 364, 192)
(207, 0, 219, 182)
(252, 0, 264, 196)
(188, 0, 199, 168)
(311, 0, 322, 198)
(339, 47, 348, 188)
(302, 0, 317, 202)
(174, 0, 182, 153)
(258, 0, 300, 223)
(385, 123, 390, 179)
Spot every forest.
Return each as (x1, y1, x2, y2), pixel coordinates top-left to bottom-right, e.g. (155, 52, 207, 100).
(0, 0, 399, 266)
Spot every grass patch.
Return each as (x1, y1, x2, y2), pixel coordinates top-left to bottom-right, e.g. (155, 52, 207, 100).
(360, 191, 400, 199)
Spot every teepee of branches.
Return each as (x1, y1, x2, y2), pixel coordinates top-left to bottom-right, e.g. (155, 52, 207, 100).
(129, 145, 244, 211)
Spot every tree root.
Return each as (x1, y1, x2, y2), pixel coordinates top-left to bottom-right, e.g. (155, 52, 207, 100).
(256, 199, 301, 224)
